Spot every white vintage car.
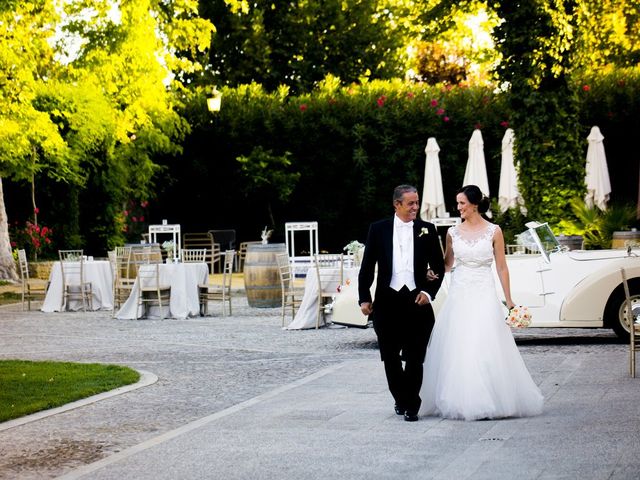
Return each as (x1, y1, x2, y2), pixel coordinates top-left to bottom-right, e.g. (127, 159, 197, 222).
(433, 222, 640, 339)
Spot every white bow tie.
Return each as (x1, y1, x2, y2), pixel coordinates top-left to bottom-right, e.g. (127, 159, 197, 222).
(396, 221, 414, 229)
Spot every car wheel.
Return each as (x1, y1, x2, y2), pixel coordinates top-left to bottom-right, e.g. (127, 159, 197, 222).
(604, 278, 640, 340)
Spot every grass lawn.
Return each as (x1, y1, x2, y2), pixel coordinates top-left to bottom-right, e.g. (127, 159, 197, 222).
(0, 360, 140, 422)
(0, 291, 22, 306)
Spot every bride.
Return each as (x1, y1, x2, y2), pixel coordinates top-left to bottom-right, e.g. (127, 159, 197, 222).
(420, 185, 543, 420)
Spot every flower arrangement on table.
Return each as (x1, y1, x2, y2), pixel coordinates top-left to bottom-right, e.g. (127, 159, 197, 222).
(260, 226, 273, 245)
(505, 305, 532, 328)
(162, 240, 177, 262)
(343, 240, 365, 266)
(343, 240, 364, 255)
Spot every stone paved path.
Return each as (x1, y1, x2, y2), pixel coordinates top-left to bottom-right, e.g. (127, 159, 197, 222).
(0, 297, 636, 479)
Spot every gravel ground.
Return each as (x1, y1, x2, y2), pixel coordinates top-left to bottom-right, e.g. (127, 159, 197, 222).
(0, 296, 627, 479)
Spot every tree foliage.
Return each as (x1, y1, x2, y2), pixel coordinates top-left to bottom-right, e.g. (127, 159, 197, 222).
(572, 0, 640, 73)
(236, 146, 301, 227)
(201, 0, 427, 93)
(0, 1, 75, 183)
(410, 1, 500, 85)
(0, 0, 214, 272)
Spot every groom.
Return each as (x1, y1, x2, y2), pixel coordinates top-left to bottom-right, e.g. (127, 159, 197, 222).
(358, 184, 444, 421)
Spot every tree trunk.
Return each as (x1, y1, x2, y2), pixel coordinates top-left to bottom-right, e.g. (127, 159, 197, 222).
(0, 177, 19, 281)
(31, 173, 38, 226)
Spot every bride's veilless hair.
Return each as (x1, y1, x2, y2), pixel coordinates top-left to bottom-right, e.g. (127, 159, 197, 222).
(458, 185, 490, 214)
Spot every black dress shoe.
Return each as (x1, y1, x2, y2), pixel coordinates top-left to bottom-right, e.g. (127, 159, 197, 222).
(394, 404, 405, 415)
(404, 412, 419, 422)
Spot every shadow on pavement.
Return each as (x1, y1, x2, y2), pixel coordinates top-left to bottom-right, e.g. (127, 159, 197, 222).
(515, 333, 625, 346)
(342, 329, 626, 350)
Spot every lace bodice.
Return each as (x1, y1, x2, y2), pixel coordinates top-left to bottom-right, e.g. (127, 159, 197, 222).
(449, 223, 498, 269)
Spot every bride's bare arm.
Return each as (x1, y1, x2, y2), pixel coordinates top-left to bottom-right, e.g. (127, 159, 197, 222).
(443, 231, 455, 273)
(493, 226, 515, 309)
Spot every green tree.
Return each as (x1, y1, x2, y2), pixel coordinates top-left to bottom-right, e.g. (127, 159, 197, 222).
(572, 0, 640, 72)
(410, 1, 500, 85)
(0, 0, 214, 278)
(201, 0, 416, 93)
(236, 146, 301, 228)
(60, 0, 213, 250)
(0, 0, 74, 278)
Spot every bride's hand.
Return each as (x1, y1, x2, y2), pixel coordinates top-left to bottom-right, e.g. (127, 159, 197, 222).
(426, 269, 439, 281)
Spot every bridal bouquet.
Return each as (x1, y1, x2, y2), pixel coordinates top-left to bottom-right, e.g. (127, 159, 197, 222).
(505, 305, 532, 328)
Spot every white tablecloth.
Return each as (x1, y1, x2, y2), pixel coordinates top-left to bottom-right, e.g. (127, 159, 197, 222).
(116, 262, 208, 320)
(41, 260, 113, 312)
(285, 267, 364, 330)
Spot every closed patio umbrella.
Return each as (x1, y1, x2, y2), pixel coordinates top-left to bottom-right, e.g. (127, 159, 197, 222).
(498, 128, 526, 213)
(463, 129, 490, 197)
(584, 126, 611, 210)
(420, 137, 446, 220)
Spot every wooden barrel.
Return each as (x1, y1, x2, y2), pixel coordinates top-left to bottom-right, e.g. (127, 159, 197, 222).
(244, 243, 286, 308)
(556, 235, 583, 251)
(612, 230, 640, 249)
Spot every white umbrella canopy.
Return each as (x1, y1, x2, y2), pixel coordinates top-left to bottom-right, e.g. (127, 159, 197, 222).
(420, 137, 446, 220)
(584, 126, 612, 210)
(498, 128, 526, 213)
(463, 129, 490, 197)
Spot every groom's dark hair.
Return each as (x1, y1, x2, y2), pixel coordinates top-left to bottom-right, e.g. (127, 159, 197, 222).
(393, 184, 417, 203)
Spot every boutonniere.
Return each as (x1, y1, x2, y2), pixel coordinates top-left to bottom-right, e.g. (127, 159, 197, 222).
(418, 227, 429, 237)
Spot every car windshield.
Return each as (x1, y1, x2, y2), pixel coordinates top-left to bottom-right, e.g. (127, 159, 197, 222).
(516, 222, 561, 262)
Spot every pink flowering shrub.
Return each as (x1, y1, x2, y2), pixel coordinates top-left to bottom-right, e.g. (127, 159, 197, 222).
(120, 199, 150, 243)
(10, 219, 54, 260)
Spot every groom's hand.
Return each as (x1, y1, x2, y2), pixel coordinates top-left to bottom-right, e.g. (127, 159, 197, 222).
(415, 292, 430, 306)
(360, 302, 373, 316)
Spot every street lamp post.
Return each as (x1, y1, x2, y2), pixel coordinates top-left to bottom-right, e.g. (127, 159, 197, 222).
(207, 87, 222, 113)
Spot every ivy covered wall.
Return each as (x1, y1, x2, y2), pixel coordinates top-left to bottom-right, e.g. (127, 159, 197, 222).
(152, 72, 638, 253)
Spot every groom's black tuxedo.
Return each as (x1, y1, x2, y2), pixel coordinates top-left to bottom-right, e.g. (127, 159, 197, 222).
(358, 216, 445, 415)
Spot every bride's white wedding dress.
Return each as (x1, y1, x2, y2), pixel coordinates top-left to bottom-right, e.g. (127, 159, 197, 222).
(420, 223, 544, 420)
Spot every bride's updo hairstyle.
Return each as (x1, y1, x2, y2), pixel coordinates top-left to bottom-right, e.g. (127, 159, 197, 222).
(458, 185, 490, 214)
